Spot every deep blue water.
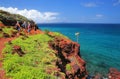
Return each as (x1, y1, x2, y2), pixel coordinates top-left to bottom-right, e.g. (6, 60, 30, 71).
(38, 23, 120, 76)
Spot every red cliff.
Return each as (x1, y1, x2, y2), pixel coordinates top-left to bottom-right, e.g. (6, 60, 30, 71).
(49, 36, 87, 79)
(108, 68, 120, 79)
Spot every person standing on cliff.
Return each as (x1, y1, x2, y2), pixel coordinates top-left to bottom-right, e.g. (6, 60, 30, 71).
(21, 21, 27, 29)
(15, 21, 21, 31)
(21, 21, 27, 32)
(27, 22, 31, 34)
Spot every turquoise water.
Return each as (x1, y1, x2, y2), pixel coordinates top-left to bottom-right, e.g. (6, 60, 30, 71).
(38, 23, 120, 76)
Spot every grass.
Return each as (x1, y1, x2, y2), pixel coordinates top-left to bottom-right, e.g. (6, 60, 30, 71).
(53, 32, 69, 39)
(2, 34, 59, 79)
(0, 33, 2, 38)
(2, 27, 17, 34)
(0, 26, 17, 38)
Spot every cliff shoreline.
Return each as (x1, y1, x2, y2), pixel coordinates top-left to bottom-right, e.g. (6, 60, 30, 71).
(1, 10, 120, 79)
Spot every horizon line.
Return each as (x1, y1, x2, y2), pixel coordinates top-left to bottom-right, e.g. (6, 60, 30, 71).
(37, 22, 120, 24)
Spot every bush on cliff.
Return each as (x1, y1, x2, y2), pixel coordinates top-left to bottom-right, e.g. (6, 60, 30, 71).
(66, 64, 72, 71)
(0, 27, 17, 38)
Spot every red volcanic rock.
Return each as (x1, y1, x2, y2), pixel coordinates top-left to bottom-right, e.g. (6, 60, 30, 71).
(49, 37, 87, 79)
(13, 45, 21, 50)
(30, 29, 44, 35)
(12, 45, 25, 57)
(0, 23, 4, 27)
(108, 68, 120, 79)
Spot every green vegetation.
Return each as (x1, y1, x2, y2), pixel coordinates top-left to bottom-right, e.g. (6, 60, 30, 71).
(66, 64, 72, 71)
(2, 27, 16, 34)
(0, 21, 2, 23)
(3, 34, 58, 79)
(0, 9, 70, 79)
(0, 10, 34, 26)
(0, 27, 17, 38)
(53, 32, 68, 39)
(0, 10, 29, 22)
(0, 33, 2, 38)
(44, 29, 50, 35)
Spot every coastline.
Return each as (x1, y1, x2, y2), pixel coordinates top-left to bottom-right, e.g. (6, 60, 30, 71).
(39, 23, 120, 77)
(0, 25, 86, 79)
(0, 21, 119, 77)
(0, 10, 120, 79)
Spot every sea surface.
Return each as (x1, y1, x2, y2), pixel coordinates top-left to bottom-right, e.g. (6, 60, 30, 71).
(38, 23, 120, 76)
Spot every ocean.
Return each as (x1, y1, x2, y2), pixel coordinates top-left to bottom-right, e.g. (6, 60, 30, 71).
(38, 23, 120, 76)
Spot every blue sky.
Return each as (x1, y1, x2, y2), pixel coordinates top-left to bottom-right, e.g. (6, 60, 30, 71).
(0, 0, 120, 23)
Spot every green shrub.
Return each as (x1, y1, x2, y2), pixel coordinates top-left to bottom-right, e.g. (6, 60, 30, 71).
(0, 33, 2, 38)
(66, 64, 72, 71)
(2, 27, 17, 36)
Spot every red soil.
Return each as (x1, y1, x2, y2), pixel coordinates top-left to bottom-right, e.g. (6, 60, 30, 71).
(30, 29, 44, 35)
(0, 22, 13, 79)
(0, 37, 15, 79)
(0, 23, 4, 27)
(22, 29, 44, 35)
(0, 28, 44, 79)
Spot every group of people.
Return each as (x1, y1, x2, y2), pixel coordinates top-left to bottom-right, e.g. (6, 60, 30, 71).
(15, 21, 38, 33)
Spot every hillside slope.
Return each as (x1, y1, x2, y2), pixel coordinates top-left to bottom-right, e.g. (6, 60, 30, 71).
(1, 9, 120, 79)
(0, 10, 30, 26)
(2, 32, 87, 79)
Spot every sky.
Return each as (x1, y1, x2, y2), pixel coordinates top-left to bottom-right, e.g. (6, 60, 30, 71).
(0, 0, 120, 23)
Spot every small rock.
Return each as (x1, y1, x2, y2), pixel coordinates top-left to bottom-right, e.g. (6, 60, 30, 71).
(12, 45, 25, 57)
(3, 33, 10, 38)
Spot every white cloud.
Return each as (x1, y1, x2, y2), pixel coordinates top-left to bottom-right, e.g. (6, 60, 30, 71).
(81, 3, 97, 7)
(96, 14, 103, 18)
(0, 7, 59, 23)
(113, 0, 120, 6)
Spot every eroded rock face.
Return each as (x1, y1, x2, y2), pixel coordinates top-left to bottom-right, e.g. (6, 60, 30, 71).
(49, 37, 87, 79)
(108, 68, 120, 79)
